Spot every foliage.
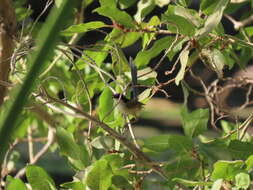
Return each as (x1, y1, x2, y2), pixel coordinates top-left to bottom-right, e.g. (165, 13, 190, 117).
(1, 0, 253, 189)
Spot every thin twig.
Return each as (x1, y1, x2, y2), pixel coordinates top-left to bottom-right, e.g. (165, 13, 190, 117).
(225, 13, 253, 30)
(125, 116, 140, 149)
(15, 127, 55, 178)
(206, 114, 253, 143)
(37, 93, 167, 179)
(27, 126, 34, 163)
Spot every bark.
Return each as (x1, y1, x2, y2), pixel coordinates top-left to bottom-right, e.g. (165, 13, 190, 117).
(0, 0, 16, 105)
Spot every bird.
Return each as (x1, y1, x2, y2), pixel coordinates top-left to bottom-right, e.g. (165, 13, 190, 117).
(113, 93, 144, 117)
(113, 57, 144, 117)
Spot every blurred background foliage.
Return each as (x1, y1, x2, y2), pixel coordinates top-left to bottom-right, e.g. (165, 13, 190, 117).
(1, 0, 253, 189)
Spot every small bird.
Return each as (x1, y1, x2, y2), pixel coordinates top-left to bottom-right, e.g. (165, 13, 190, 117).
(113, 57, 144, 117)
(113, 93, 144, 117)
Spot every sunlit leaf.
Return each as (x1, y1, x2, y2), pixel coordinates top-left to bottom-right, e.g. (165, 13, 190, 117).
(162, 14, 195, 36)
(61, 21, 106, 36)
(98, 87, 114, 122)
(201, 48, 226, 78)
(60, 181, 85, 190)
(91, 136, 114, 149)
(135, 36, 174, 68)
(200, 0, 220, 14)
(134, 0, 155, 23)
(119, 0, 137, 9)
(175, 49, 189, 85)
(211, 179, 223, 190)
(26, 165, 56, 190)
(86, 159, 113, 190)
(211, 160, 245, 180)
(235, 173, 250, 189)
(245, 155, 253, 171)
(196, 0, 229, 37)
(95, 6, 134, 28)
(155, 0, 171, 7)
(6, 176, 28, 190)
(99, 0, 116, 7)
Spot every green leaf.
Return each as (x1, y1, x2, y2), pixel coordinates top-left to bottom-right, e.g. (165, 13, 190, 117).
(107, 28, 141, 48)
(155, 0, 171, 7)
(245, 155, 253, 171)
(56, 128, 89, 169)
(164, 157, 199, 183)
(134, 0, 155, 23)
(98, 87, 114, 122)
(56, 127, 80, 160)
(99, 0, 116, 7)
(167, 135, 193, 154)
(119, 0, 137, 9)
(202, 48, 226, 78)
(62, 21, 106, 36)
(76, 41, 109, 68)
(196, 0, 229, 37)
(112, 175, 132, 190)
(245, 26, 253, 37)
(95, 6, 134, 28)
(173, 6, 201, 27)
(135, 36, 174, 68)
(175, 49, 189, 85)
(12, 115, 31, 139)
(86, 159, 113, 190)
(198, 140, 232, 161)
(211, 49, 226, 78)
(211, 160, 245, 180)
(172, 178, 212, 187)
(60, 181, 85, 190)
(228, 140, 253, 160)
(142, 16, 160, 49)
(143, 135, 171, 152)
(211, 179, 223, 190)
(91, 136, 114, 149)
(177, 0, 191, 6)
(6, 176, 28, 190)
(162, 14, 195, 36)
(15, 7, 33, 21)
(200, 0, 220, 15)
(26, 165, 56, 190)
(143, 134, 193, 153)
(125, 67, 157, 83)
(167, 37, 189, 60)
(235, 173, 250, 189)
(103, 154, 127, 176)
(181, 106, 209, 138)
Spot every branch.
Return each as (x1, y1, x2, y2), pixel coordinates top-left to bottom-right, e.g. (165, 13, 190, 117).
(14, 127, 55, 178)
(36, 93, 167, 179)
(225, 14, 253, 30)
(15, 103, 57, 178)
(0, 0, 17, 105)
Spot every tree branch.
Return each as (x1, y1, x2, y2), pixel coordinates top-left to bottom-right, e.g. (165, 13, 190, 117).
(36, 93, 167, 179)
(0, 0, 16, 105)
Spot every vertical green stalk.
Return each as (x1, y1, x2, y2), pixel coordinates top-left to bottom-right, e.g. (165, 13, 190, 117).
(0, 0, 78, 168)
